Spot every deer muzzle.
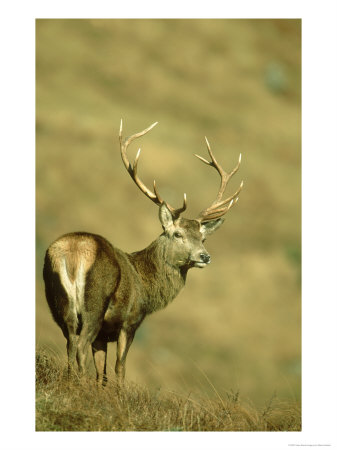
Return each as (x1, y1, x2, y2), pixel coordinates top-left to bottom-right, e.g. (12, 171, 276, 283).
(192, 252, 211, 268)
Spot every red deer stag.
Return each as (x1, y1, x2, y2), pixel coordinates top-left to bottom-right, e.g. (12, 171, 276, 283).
(43, 120, 243, 385)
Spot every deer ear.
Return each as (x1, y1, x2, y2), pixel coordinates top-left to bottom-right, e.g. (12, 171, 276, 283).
(200, 217, 225, 236)
(159, 203, 174, 230)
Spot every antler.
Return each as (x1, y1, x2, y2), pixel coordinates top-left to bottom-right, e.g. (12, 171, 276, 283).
(195, 137, 243, 222)
(119, 120, 187, 220)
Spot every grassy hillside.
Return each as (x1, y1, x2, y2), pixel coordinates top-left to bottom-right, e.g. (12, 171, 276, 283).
(36, 18, 301, 425)
(36, 349, 300, 431)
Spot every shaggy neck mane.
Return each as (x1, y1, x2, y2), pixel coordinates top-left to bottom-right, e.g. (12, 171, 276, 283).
(129, 235, 188, 314)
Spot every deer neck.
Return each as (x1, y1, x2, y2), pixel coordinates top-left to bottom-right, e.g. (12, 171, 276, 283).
(129, 235, 188, 314)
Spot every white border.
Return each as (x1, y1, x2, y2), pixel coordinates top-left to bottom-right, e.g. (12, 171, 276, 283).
(1, 1, 337, 449)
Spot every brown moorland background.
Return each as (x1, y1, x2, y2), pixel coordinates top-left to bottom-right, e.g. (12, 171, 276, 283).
(36, 18, 301, 430)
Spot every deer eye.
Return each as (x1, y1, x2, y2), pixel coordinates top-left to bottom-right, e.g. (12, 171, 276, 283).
(173, 231, 183, 239)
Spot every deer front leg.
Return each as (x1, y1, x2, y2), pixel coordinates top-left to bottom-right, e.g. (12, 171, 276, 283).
(115, 328, 135, 384)
(92, 338, 108, 386)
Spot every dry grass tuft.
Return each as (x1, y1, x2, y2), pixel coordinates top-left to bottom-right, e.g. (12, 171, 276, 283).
(36, 349, 301, 432)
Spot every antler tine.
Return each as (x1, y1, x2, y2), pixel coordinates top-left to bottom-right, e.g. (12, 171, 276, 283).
(170, 192, 187, 218)
(195, 136, 243, 222)
(153, 180, 164, 204)
(213, 179, 244, 209)
(119, 120, 187, 219)
(200, 197, 240, 221)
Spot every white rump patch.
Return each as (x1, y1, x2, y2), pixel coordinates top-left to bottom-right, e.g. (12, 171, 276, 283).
(59, 257, 86, 324)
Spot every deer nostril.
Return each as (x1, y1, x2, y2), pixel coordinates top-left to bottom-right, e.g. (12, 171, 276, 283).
(200, 253, 211, 263)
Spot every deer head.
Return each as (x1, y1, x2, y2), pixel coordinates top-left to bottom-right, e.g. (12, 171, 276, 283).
(119, 120, 243, 270)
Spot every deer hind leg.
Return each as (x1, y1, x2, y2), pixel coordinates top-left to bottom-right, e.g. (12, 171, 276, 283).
(76, 312, 105, 376)
(61, 299, 81, 378)
(92, 338, 108, 386)
(115, 328, 135, 384)
(63, 301, 83, 377)
(76, 325, 96, 376)
(66, 333, 79, 377)
(64, 309, 81, 377)
(53, 256, 83, 377)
